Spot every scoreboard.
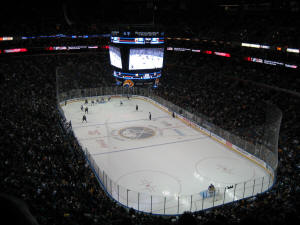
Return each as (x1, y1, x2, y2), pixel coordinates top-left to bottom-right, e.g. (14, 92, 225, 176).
(109, 30, 164, 87)
(111, 36, 164, 45)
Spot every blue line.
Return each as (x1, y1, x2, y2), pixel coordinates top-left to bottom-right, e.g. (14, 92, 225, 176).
(92, 136, 206, 156)
(73, 115, 170, 129)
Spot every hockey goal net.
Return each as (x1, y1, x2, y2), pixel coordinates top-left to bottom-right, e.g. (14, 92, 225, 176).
(199, 187, 222, 202)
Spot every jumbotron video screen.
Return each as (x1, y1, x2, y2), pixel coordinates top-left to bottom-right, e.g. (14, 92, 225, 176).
(129, 48, 164, 70)
(109, 46, 122, 69)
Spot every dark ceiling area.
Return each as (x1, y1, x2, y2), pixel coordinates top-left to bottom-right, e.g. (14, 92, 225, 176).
(1, 0, 298, 26)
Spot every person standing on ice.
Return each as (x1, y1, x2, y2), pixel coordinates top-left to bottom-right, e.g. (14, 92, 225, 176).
(82, 114, 87, 123)
(149, 112, 151, 120)
(136, 104, 138, 111)
(208, 184, 215, 196)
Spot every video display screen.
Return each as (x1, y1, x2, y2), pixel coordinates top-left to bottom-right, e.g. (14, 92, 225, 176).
(113, 70, 161, 79)
(129, 48, 164, 70)
(109, 46, 122, 69)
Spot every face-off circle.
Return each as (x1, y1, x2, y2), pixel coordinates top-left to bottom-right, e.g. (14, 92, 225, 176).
(115, 170, 182, 197)
(194, 156, 255, 185)
(118, 126, 155, 140)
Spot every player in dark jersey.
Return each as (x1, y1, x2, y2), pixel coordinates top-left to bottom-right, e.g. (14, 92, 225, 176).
(81, 105, 83, 111)
(136, 105, 138, 111)
(68, 120, 72, 129)
(208, 184, 215, 196)
(149, 112, 151, 120)
(85, 106, 88, 114)
(82, 114, 87, 123)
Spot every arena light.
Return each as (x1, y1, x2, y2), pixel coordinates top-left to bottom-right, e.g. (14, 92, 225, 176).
(4, 48, 27, 53)
(22, 36, 36, 39)
(244, 56, 251, 61)
(241, 43, 260, 48)
(264, 60, 282, 66)
(45, 46, 54, 51)
(286, 48, 299, 54)
(242, 44, 270, 49)
(203, 50, 212, 54)
(250, 57, 263, 63)
(173, 48, 189, 52)
(0, 36, 13, 41)
(68, 46, 87, 50)
(285, 64, 298, 69)
(214, 52, 231, 57)
(53, 46, 67, 50)
(260, 45, 270, 49)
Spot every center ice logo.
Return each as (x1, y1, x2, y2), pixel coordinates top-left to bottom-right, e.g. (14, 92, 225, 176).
(118, 126, 155, 139)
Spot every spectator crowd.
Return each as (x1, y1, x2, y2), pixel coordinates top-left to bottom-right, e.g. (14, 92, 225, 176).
(1, 1, 300, 224)
(1, 46, 299, 225)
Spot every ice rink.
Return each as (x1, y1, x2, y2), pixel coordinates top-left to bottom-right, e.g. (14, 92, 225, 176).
(61, 96, 271, 214)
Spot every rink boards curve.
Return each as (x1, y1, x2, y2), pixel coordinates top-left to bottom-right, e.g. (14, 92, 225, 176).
(60, 95, 274, 214)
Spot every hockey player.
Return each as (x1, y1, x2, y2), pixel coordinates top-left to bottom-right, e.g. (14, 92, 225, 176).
(68, 120, 72, 129)
(85, 106, 88, 114)
(120, 100, 123, 106)
(91, 100, 95, 106)
(81, 105, 83, 111)
(136, 104, 138, 111)
(149, 112, 151, 120)
(172, 112, 175, 118)
(85, 99, 88, 104)
(82, 114, 87, 123)
(208, 184, 215, 196)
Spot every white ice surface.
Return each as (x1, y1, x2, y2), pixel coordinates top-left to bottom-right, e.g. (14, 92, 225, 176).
(62, 96, 271, 214)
